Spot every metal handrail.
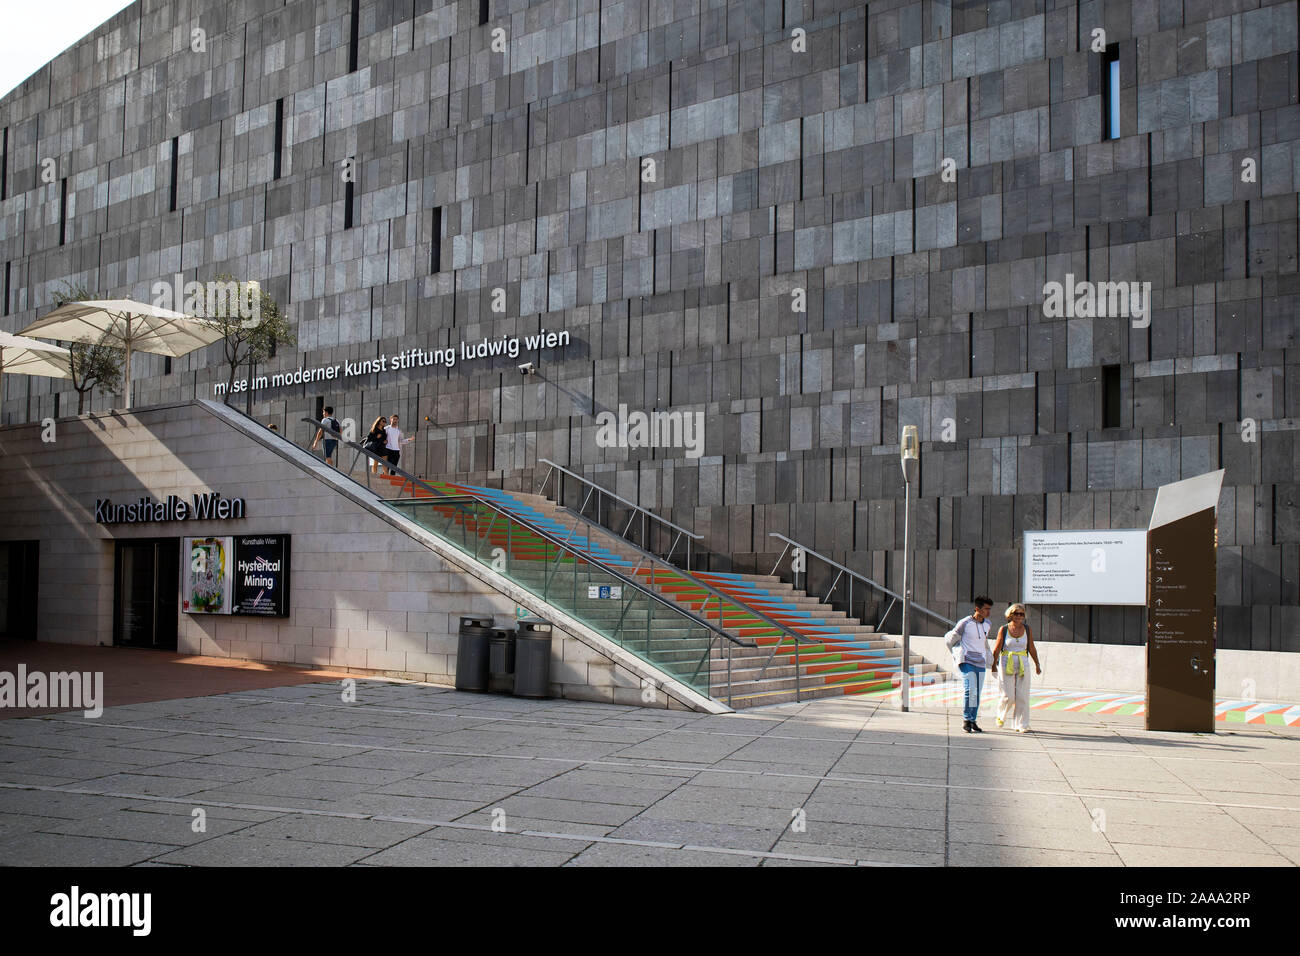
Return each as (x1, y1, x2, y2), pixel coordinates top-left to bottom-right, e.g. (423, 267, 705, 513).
(537, 457, 701, 568)
(392, 495, 751, 648)
(767, 532, 956, 633)
(549, 498, 818, 678)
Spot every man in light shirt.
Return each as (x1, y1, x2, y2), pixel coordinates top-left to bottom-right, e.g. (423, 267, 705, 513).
(945, 595, 994, 734)
(383, 412, 413, 474)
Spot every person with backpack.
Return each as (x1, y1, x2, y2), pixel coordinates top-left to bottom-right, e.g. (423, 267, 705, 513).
(991, 603, 1041, 732)
(310, 406, 342, 467)
(944, 596, 994, 733)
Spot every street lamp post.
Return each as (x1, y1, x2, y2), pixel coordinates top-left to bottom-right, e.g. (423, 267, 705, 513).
(899, 425, 920, 712)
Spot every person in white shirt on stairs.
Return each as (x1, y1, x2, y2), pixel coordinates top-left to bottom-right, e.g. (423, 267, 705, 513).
(383, 413, 414, 475)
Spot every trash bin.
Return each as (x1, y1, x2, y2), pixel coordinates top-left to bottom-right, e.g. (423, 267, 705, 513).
(455, 615, 494, 692)
(513, 618, 554, 698)
(487, 626, 517, 694)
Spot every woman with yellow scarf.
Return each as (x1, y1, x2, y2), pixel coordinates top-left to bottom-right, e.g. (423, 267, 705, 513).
(991, 604, 1041, 732)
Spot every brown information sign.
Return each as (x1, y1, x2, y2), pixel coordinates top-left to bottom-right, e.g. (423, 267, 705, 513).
(1146, 471, 1223, 733)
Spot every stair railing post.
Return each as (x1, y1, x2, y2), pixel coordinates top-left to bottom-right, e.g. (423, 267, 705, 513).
(769, 542, 790, 577)
(795, 633, 801, 702)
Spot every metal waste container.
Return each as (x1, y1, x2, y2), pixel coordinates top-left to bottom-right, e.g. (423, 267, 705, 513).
(513, 618, 554, 698)
(487, 626, 517, 694)
(455, 615, 494, 692)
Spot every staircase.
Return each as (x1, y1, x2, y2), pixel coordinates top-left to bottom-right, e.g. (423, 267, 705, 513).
(375, 472, 943, 709)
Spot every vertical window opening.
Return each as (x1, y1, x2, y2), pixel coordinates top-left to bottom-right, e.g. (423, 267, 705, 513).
(1102, 44, 1120, 140)
(1103, 365, 1121, 428)
(1, 127, 8, 200)
(58, 177, 68, 246)
(169, 136, 179, 212)
(164, 356, 172, 375)
(344, 176, 355, 230)
(480, 0, 490, 26)
(3, 261, 9, 317)
(430, 206, 442, 273)
(348, 0, 360, 72)
(273, 98, 284, 180)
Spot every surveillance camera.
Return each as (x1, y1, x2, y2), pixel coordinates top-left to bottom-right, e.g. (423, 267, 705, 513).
(517, 362, 536, 375)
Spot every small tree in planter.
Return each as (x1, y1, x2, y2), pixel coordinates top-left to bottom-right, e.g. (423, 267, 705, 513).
(50, 282, 123, 414)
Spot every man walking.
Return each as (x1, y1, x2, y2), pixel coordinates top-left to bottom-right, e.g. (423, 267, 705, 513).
(310, 406, 342, 467)
(383, 412, 413, 474)
(945, 596, 994, 733)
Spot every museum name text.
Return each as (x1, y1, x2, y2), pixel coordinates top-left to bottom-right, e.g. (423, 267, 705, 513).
(95, 493, 247, 524)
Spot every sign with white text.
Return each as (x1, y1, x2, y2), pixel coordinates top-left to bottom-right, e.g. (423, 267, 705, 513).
(233, 535, 291, 617)
(1022, 530, 1146, 605)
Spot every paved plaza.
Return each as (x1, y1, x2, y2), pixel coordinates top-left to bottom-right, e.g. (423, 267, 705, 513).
(0, 679, 1297, 867)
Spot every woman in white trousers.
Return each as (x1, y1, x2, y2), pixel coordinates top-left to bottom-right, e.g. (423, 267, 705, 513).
(990, 603, 1041, 732)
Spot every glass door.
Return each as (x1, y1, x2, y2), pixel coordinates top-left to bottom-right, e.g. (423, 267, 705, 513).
(114, 539, 178, 650)
(0, 541, 39, 639)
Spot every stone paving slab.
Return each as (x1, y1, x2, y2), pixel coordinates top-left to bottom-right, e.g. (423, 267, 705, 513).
(0, 831, 179, 866)
(149, 834, 375, 867)
(0, 678, 1296, 867)
(356, 835, 579, 867)
(565, 843, 761, 866)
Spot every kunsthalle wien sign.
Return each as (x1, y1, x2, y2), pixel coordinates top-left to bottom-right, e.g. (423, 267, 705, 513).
(1021, 529, 1146, 605)
(96, 492, 246, 524)
(184, 534, 291, 617)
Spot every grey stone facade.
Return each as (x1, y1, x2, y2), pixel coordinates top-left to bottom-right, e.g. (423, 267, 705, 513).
(1, 0, 1298, 650)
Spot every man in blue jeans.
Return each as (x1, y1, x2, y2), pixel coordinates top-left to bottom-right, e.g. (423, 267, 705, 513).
(945, 596, 994, 733)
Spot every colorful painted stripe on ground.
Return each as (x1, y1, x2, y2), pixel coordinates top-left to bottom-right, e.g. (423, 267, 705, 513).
(890, 681, 1300, 725)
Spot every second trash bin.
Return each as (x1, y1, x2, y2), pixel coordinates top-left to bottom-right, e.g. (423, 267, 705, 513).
(487, 626, 517, 694)
(513, 618, 554, 698)
(455, 615, 494, 692)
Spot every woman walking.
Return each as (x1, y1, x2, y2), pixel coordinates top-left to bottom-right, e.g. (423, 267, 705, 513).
(991, 603, 1041, 732)
(364, 416, 389, 475)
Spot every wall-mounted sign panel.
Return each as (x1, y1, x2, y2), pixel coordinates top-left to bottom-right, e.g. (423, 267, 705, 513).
(233, 535, 291, 617)
(1022, 530, 1147, 605)
(183, 536, 233, 614)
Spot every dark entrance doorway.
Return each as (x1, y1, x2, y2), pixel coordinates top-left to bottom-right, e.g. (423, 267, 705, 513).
(113, 538, 179, 650)
(0, 541, 40, 639)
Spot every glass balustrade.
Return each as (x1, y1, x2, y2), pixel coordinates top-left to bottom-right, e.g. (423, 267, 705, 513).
(387, 497, 738, 699)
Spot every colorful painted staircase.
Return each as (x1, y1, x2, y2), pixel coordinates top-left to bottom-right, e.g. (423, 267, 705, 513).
(378, 473, 941, 708)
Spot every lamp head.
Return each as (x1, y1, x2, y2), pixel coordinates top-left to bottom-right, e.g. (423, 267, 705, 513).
(900, 425, 920, 484)
(900, 425, 919, 461)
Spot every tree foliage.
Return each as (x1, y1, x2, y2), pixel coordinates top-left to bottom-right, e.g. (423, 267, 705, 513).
(49, 282, 123, 414)
(191, 274, 295, 405)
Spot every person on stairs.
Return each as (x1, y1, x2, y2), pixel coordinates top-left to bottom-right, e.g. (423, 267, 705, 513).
(383, 412, 413, 475)
(310, 406, 342, 467)
(364, 416, 389, 475)
(991, 603, 1041, 733)
(945, 596, 994, 733)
